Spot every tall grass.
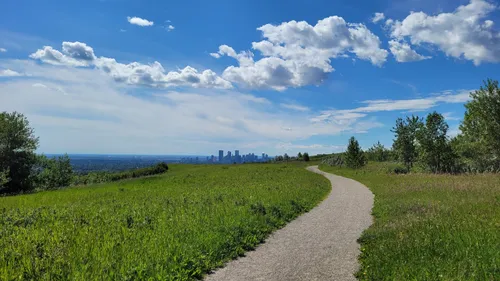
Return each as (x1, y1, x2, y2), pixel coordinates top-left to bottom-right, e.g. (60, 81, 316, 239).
(320, 162, 500, 281)
(0, 164, 329, 280)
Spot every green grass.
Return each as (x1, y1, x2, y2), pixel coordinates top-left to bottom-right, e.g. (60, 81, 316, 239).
(320, 162, 500, 281)
(0, 164, 330, 281)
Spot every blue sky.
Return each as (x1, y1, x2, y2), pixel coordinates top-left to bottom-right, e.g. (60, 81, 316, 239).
(1, 0, 499, 155)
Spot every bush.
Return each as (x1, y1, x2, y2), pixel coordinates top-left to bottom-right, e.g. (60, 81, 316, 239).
(34, 154, 73, 190)
(322, 154, 344, 167)
(390, 165, 409, 174)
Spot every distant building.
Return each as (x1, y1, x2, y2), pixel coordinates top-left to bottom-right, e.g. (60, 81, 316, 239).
(219, 150, 224, 162)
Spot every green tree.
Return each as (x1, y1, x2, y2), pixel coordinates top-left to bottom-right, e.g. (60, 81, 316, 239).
(367, 141, 389, 162)
(0, 112, 39, 193)
(345, 137, 366, 169)
(303, 152, 310, 162)
(297, 152, 303, 159)
(458, 79, 500, 172)
(417, 112, 458, 173)
(283, 153, 290, 161)
(392, 115, 423, 170)
(35, 154, 73, 190)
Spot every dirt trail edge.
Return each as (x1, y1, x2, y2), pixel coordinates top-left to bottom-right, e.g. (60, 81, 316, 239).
(205, 165, 374, 281)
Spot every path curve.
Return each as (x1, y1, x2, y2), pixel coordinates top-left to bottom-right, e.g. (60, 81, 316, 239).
(205, 166, 374, 281)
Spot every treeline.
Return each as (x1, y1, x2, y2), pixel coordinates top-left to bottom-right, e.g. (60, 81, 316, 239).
(274, 152, 311, 162)
(0, 112, 169, 195)
(323, 79, 500, 174)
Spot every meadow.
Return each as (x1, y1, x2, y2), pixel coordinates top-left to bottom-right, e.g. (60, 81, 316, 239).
(320, 162, 500, 281)
(0, 164, 330, 281)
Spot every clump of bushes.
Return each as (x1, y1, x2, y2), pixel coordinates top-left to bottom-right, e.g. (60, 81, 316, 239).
(389, 165, 409, 174)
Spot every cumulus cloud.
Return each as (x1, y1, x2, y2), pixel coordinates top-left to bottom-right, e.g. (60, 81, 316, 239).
(29, 41, 96, 66)
(167, 25, 175, 31)
(389, 40, 431, 62)
(0, 48, 6, 52)
(386, 0, 500, 65)
(372, 13, 385, 23)
(30, 41, 232, 89)
(127, 16, 154, 27)
(0, 62, 391, 154)
(212, 16, 388, 90)
(0, 69, 23, 77)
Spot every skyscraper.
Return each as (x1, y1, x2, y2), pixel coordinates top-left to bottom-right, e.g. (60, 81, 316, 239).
(219, 150, 223, 162)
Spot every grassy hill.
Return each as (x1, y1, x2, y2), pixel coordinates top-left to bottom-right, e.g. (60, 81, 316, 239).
(0, 164, 330, 281)
(320, 162, 500, 281)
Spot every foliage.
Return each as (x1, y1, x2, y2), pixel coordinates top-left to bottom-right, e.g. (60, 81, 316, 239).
(0, 164, 329, 280)
(366, 141, 391, 162)
(0, 168, 9, 187)
(283, 153, 290, 161)
(391, 115, 423, 170)
(321, 153, 345, 167)
(0, 112, 39, 193)
(73, 162, 169, 186)
(458, 79, 500, 172)
(320, 162, 500, 280)
(297, 152, 302, 159)
(416, 112, 459, 173)
(303, 152, 310, 162)
(345, 137, 366, 169)
(35, 154, 73, 190)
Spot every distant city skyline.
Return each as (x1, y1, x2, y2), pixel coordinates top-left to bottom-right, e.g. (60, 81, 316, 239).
(181, 149, 270, 164)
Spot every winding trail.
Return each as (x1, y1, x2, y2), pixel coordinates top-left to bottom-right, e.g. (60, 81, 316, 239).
(205, 166, 374, 281)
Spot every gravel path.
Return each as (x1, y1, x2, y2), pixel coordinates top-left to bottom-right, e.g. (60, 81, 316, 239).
(205, 165, 374, 281)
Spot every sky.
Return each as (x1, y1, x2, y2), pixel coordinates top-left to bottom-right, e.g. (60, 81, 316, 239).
(1, 0, 499, 156)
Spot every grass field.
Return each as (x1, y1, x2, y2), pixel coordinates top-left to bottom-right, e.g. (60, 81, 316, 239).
(320, 162, 500, 281)
(0, 164, 330, 281)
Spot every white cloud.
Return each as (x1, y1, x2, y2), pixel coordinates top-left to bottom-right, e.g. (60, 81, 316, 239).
(389, 40, 431, 62)
(127, 16, 154, 27)
(276, 142, 346, 154)
(372, 12, 385, 23)
(0, 61, 390, 154)
(0, 69, 23, 77)
(311, 89, 472, 125)
(442, 112, 462, 121)
(29, 41, 96, 66)
(167, 25, 175, 31)
(386, 0, 500, 65)
(212, 16, 388, 90)
(280, 103, 310, 112)
(210, 52, 221, 59)
(0, 48, 6, 52)
(30, 41, 232, 89)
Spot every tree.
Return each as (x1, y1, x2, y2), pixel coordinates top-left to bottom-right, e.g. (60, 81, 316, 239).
(367, 141, 389, 162)
(345, 137, 366, 169)
(458, 79, 500, 172)
(392, 115, 423, 171)
(303, 152, 310, 162)
(297, 152, 303, 159)
(417, 112, 457, 173)
(35, 154, 73, 190)
(0, 112, 39, 193)
(283, 153, 290, 161)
